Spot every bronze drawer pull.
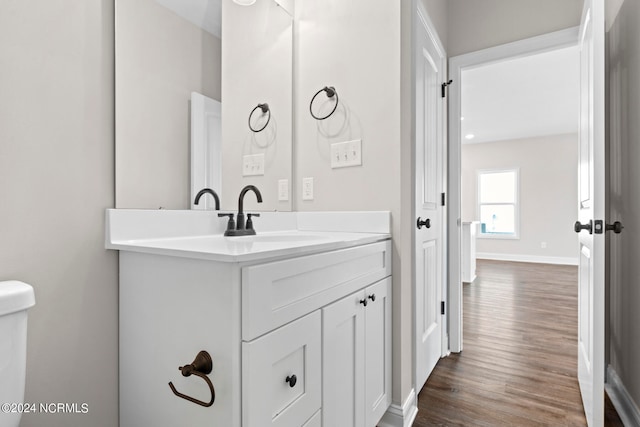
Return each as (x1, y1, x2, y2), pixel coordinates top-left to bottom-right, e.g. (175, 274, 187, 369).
(285, 374, 297, 388)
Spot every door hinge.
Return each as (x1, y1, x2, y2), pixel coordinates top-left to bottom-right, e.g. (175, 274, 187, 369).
(441, 192, 446, 206)
(441, 301, 445, 315)
(441, 80, 453, 98)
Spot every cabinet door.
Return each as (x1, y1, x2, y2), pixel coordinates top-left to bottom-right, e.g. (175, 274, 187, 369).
(243, 311, 321, 427)
(322, 290, 366, 427)
(364, 278, 392, 426)
(302, 410, 321, 427)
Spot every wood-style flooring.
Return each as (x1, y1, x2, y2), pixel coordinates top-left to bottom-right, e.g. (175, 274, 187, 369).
(414, 260, 623, 426)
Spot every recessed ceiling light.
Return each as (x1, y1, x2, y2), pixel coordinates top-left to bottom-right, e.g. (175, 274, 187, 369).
(233, 0, 256, 5)
(465, 134, 475, 140)
(460, 116, 465, 121)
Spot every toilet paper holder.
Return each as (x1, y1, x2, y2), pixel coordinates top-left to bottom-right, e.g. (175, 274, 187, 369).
(168, 350, 216, 407)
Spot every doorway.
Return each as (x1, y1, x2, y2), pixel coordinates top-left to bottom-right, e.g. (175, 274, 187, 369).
(460, 45, 580, 268)
(447, 26, 581, 352)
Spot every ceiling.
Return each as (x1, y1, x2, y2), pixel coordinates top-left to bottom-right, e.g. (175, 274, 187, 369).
(154, 0, 222, 38)
(461, 45, 579, 144)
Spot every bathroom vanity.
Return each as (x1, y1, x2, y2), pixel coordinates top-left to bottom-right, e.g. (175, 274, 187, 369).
(106, 210, 392, 427)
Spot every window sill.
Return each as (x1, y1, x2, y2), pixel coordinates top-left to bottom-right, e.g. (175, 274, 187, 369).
(478, 233, 519, 240)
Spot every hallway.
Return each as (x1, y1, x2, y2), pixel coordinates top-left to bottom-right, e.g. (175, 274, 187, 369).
(414, 260, 623, 426)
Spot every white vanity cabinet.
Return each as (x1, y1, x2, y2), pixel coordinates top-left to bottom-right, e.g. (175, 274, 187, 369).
(322, 277, 391, 427)
(118, 238, 391, 427)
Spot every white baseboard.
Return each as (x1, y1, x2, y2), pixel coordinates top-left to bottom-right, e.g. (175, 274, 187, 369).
(476, 252, 578, 266)
(378, 388, 418, 427)
(606, 365, 640, 427)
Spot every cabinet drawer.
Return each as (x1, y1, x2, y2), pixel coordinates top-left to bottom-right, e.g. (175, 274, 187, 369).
(242, 311, 321, 427)
(242, 240, 391, 340)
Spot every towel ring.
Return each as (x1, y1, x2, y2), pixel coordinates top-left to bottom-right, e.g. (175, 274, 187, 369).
(248, 103, 270, 133)
(309, 86, 338, 120)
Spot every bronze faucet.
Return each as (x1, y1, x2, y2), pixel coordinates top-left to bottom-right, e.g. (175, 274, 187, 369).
(218, 185, 263, 236)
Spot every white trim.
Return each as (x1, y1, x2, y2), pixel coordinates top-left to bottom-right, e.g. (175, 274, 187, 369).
(606, 365, 640, 427)
(450, 27, 580, 72)
(447, 26, 580, 353)
(416, 3, 445, 59)
(378, 388, 418, 427)
(476, 252, 579, 266)
(477, 233, 519, 240)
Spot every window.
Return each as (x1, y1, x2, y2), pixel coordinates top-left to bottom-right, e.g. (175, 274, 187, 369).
(477, 169, 519, 238)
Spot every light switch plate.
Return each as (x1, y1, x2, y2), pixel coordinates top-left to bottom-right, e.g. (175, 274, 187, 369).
(330, 139, 362, 169)
(278, 179, 289, 201)
(302, 177, 314, 200)
(242, 153, 265, 176)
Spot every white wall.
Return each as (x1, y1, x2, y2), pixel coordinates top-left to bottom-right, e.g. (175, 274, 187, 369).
(0, 1, 118, 426)
(116, 0, 221, 209)
(294, 1, 401, 214)
(608, 0, 640, 413)
(461, 135, 579, 263)
(447, 0, 582, 56)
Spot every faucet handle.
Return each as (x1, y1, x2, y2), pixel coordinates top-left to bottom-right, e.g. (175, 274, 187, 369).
(217, 213, 236, 232)
(246, 213, 260, 231)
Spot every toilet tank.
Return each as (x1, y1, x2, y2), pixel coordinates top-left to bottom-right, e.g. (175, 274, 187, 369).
(0, 281, 35, 426)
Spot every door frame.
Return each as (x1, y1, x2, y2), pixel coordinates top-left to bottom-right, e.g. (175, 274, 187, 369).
(447, 27, 580, 352)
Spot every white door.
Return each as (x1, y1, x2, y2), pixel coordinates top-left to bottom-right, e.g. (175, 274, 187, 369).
(190, 92, 222, 209)
(414, 5, 446, 393)
(576, 0, 605, 425)
(364, 279, 392, 427)
(323, 291, 366, 427)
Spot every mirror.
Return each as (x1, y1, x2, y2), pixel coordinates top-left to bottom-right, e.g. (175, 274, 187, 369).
(115, 0, 293, 211)
(221, 0, 292, 212)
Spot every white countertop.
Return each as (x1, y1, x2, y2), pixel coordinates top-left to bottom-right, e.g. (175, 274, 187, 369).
(105, 210, 391, 263)
(108, 230, 389, 262)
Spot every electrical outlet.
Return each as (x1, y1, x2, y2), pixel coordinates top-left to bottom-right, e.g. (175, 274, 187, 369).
(278, 179, 289, 201)
(541, 242, 547, 249)
(242, 153, 265, 176)
(302, 177, 314, 200)
(330, 139, 362, 168)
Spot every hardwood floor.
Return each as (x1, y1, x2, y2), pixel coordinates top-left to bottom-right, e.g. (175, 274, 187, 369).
(414, 260, 623, 426)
